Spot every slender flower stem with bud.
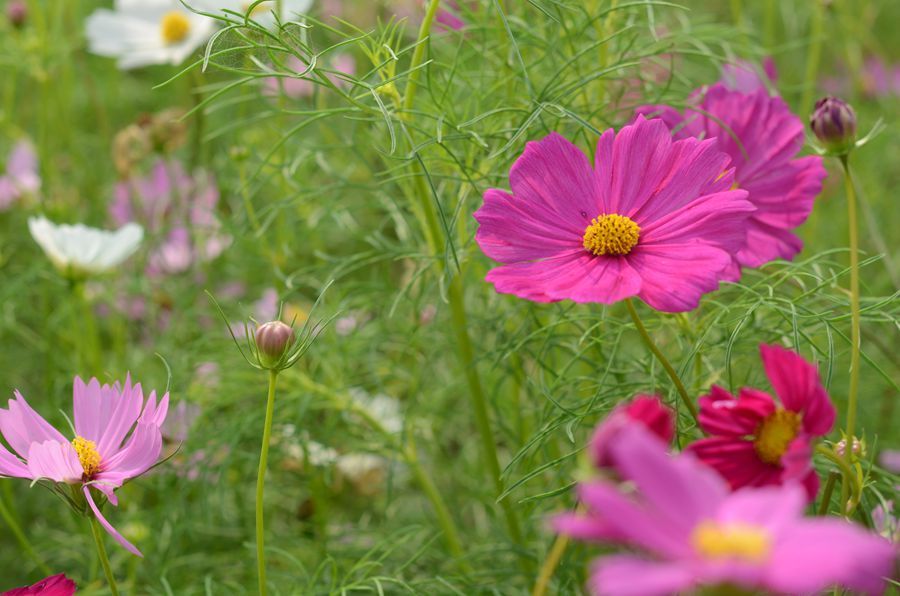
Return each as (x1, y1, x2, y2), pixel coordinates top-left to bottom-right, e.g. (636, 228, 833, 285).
(255, 368, 279, 596)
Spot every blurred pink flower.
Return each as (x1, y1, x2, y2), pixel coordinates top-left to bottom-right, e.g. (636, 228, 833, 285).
(473, 116, 753, 311)
(589, 394, 674, 468)
(0, 376, 168, 556)
(161, 401, 200, 444)
(0, 140, 40, 210)
(264, 54, 356, 99)
(720, 57, 778, 92)
(556, 425, 895, 595)
(1, 574, 76, 596)
(687, 345, 836, 501)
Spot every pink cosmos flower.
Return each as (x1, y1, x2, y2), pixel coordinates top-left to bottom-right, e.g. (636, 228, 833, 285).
(687, 345, 836, 500)
(0, 376, 169, 556)
(557, 425, 895, 595)
(636, 82, 827, 274)
(0, 140, 40, 210)
(589, 394, 674, 468)
(473, 116, 754, 312)
(1, 574, 76, 596)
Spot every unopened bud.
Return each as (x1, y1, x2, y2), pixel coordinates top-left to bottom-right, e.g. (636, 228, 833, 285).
(810, 96, 857, 155)
(255, 321, 295, 368)
(7, 0, 27, 28)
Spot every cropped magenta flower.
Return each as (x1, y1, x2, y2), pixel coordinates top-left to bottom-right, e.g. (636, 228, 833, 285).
(1, 574, 76, 596)
(474, 116, 754, 312)
(557, 425, 894, 595)
(589, 394, 674, 468)
(636, 82, 826, 274)
(0, 376, 168, 556)
(687, 345, 836, 500)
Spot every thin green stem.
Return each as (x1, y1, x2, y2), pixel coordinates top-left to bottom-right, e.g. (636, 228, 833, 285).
(838, 156, 861, 513)
(90, 516, 120, 596)
(404, 434, 470, 572)
(817, 444, 861, 514)
(72, 281, 100, 375)
(625, 299, 699, 422)
(0, 485, 51, 575)
(401, 0, 442, 117)
(255, 369, 279, 596)
(817, 471, 839, 516)
(800, 0, 825, 115)
(532, 507, 577, 596)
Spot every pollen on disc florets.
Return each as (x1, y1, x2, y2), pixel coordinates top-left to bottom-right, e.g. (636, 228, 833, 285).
(72, 436, 101, 478)
(582, 214, 641, 256)
(754, 409, 801, 465)
(691, 521, 771, 563)
(160, 11, 191, 45)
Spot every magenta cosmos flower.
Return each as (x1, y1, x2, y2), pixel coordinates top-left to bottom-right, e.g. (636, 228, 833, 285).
(687, 344, 836, 500)
(556, 425, 894, 595)
(0, 376, 168, 556)
(473, 116, 754, 312)
(636, 81, 827, 274)
(1, 574, 76, 596)
(589, 394, 674, 468)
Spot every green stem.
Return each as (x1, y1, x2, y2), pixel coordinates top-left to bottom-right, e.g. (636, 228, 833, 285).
(800, 0, 825, 115)
(838, 156, 861, 513)
(816, 444, 861, 513)
(90, 516, 120, 596)
(404, 434, 470, 571)
(531, 527, 571, 596)
(0, 485, 51, 575)
(401, 0, 442, 117)
(256, 369, 279, 596)
(72, 281, 100, 375)
(817, 471, 839, 516)
(625, 299, 698, 422)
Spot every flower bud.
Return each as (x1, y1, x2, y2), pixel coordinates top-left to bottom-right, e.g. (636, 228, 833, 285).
(255, 321, 295, 368)
(6, 0, 27, 28)
(810, 96, 857, 155)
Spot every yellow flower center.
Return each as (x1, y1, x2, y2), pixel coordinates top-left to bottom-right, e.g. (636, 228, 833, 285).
(160, 11, 191, 45)
(582, 214, 641, 256)
(691, 521, 771, 563)
(753, 408, 801, 465)
(72, 436, 101, 478)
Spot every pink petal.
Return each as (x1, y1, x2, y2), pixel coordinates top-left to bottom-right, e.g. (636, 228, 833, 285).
(687, 436, 782, 491)
(714, 484, 807, 532)
(74, 376, 144, 458)
(26, 441, 82, 483)
(697, 386, 775, 436)
(590, 555, 695, 596)
(99, 422, 162, 479)
(551, 511, 624, 543)
(767, 519, 895, 594)
(609, 426, 729, 530)
(84, 486, 143, 557)
(508, 132, 599, 226)
(632, 104, 703, 141)
(0, 391, 67, 458)
(628, 243, 733, 312)
(640, 188, 754, 252)
(759, 344, 835, 435)
(0, 443, 29, 478)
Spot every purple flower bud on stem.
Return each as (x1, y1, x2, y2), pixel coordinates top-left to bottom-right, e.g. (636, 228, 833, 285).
(7, 0, 27, 28)
(810, 96, 857, 155)
(255, 321, 295, 369)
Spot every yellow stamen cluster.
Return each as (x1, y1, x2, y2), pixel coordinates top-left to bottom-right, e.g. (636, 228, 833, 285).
(753, 408, 801, 465)
(160, 11, 191, 45)
(582, 214, 641, 256)
(691, 521, 771, 563)
(72, 436, 101, 478)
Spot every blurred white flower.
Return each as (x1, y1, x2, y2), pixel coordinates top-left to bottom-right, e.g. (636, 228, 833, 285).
(28, 216, 143, 277)
(198, 0, 313, 29)
(336, 453, 387, 495)
(86, 0, 217, 70)
(349, 388, 403, 434)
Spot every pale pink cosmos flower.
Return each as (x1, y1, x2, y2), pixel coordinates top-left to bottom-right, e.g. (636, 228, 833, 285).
(556, 425, 895, 595)
(0, 140, 40, 210)
(636, 79, 827, 275)
(687, 345, 836, 501)
(473, 116, 754, 312)
(0, 376, 169, 556)
(720, 57, 778, 93)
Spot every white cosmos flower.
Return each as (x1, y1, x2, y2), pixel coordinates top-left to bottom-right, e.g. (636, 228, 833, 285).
(197, 0, 313, 29)
(28, 216, 143, 277)
(85, 0, 217, 70)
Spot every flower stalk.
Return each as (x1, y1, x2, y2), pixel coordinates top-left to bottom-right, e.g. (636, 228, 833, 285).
(625, 299, 699, 423)
(90, 515, 120, 596)
(255, 368, 279, 596)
